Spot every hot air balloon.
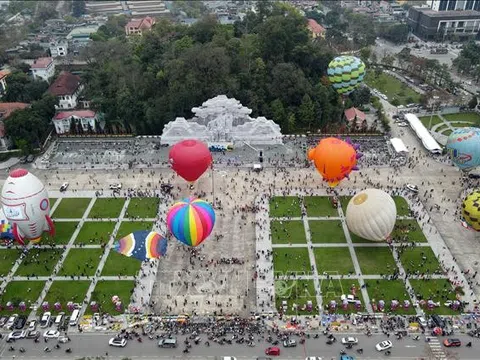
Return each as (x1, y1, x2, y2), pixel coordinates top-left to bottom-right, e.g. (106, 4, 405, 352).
(1, 169, 55, 245)
(166, 197, 216, 247)
(462, 190, 480, 231)
(113, 231, 167, 261)
(446, 127, 480, 171)
(345, 189, 397, 241)
(307, 137, 361, 187)
(327, 56, 366, 95)
(169, 139, 213, 183)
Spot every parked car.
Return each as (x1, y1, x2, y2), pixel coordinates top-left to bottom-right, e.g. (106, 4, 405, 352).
(58, 335, 70, 343)
(59, 182, 69, 192)
(27, 320, 37, 331)
(5, 314, 18, 330)
(376, 340, 393, 351)
(443, 338, 461, 347)
(405, 184, 419, 193)
(26, 154, 34, 163)
(109, 183, 122, 190)
(7, 330, 26, 341)
(0, 316, 8, 327)
(14, 316, 26, 329)
(265, 347, 281, 356)
(283, 339, 297, 347)
(40, 312, 51, 328)
(43, 330, 60, 339)
(417, 316, 427, 328)
(109, 337, 127, 347)
(341, 337, 358, 345)
(25, 330, 40, 339)
(468, 173, 480, 179)
(158, 338, 177, 348)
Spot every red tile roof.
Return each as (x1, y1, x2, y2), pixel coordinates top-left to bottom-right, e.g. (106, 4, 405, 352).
(30, 57, 53, 69)
(0, 70, 10, 80)
(53, 110, 96, 120)
(307, 19, 325, 35)
(47, 71, 81, 96)
(344, 107, 366, 122)
(0, 103, 29, 137)
(126, 16, 155, 31)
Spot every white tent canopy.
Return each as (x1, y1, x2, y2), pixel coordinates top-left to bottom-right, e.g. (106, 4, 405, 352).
(404, 113, 442, 154)
(390, 138, 408, 154)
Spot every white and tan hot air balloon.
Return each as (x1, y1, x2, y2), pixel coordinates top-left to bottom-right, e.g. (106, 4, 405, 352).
(345, 189, 397, 242)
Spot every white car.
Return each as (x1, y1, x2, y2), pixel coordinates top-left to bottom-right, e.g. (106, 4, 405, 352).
(27, 320, 37, 331)
(221, 357, 237, 360)
(341, 337, 358, 345)
(109, 183, 122, 190)
(376, 340, 393, 351)
(7, 330, 25, 341)
(283, 339, 297, 347)
(40, 312, 51, 328)
(5, 315, 18, 330)
(59, 182, 69, 192)
(109, 337, 127, 347)
(397, 122, 409, 127)
(58, 335, 70, 343)
(417, 316, 428, 327)
(305, 357, 323, 360)
(405, 184, 419, 193)
(43, 330, 60, 339)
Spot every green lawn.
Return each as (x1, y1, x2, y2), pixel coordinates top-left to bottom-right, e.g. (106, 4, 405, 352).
(49, 198, 57, 208)
(125, 197, 160, 218)
(442, 129, 453, 136)
(75, 221, 115, 245)
(450, 121, 475, 128)
(391, 219, 427, 243)
(443, 112, 480, 126)
(418, 115, 444, 130)
(393, 196, 410, 217)
(0, 249, 22, 276)
(43, 281, 90, 314)
(116, 221, 153, 239)
(87, 280, 135, 314)
(269, 196, 302, 217)
(273, 248, 311, 275)
(270, 221, 306, 244)
(320, 279, 364, 313)
(101, 251, 141, 276)
(0, 281, 45, 315)
(409, 279, 460, 315)
(53, 198, 92, 219)
(314, 247, 355, 275)
(88, 198, 125, 218)
(275, 280, 317, 315)
(15, 249, 63, 276)
(47, 221, 78, 245)
(433, 124, 451, 134)
(355, 247, 397, 275)
(58, 248, 103, 276)
(309, 220, 346, 243)
(365, 72, 421, 105)
(339, 196, 352, 212)
(348, 231, 378, 243)
(304, 196, 338, 217)
(398, 247, 442, 274)
(364, 279, 415, 314)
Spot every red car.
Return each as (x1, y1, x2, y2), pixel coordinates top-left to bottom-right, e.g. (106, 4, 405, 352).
(443, 338, 461, 347)
(265, 346, 281, 356)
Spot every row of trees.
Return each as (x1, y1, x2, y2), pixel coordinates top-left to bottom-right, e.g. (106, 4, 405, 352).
(453, 40, 480, 82)
(81, 2, 372, 135)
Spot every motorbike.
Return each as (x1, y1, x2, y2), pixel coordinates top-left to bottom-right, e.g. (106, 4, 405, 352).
(66, 348, 72, 353)
(346, 343, 353, 349)
(272, 340, 279, 345)
(8, 346, 14, 352)
(55, 344, 61, 349)
(299, 338, 305, 344)
(205, 341, 210, 347)
(314, 334, 319, 339)
(467, 342, 472, 347)
(34, 338, 40, 343)
(385, 350, 391, 356)
(137, 337, 142, 343)
(413, 336, 420, 341)
(326, 339, 334, 345)
(44, 347, 51, 353)
(19, 347, 25, 353)
(248, 342, 255, 347)
(357, 348, 363, 354)
(183, 348, 189, 353)
(340, 350, 346, 355)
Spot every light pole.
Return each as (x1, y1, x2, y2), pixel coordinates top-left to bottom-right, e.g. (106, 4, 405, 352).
(211, 163, 215, 208)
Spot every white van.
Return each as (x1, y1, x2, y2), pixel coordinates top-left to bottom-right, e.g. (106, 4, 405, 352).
(69, 309, 80, 326)
(54, 313, 64, 326)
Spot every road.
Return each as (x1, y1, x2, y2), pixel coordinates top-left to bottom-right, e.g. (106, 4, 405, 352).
(0, 332, 478, 360)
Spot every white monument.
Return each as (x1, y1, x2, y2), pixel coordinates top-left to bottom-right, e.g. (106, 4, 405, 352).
(160, 95, 283, 145)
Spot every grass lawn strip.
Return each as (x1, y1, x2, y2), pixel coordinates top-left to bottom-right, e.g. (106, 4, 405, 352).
(43, 281, 90, 315)
(75, 221, 115, 245)
(53, 198, 91, 219)
(398, 247, 442, 274)
(89, 198, 125, 219)
(270, 220, 306, 244)
(15, 249, 63, 276)
(273, 248, 311, 274)
(116, 221, 153, 239)
(49, 198, 57, 208)
(391, 219, 427, 243)
(0, 281, 45, 315)
(126, 197, 160, 218)
(365, 72, 421, 105)
(309, 220, 346, 243)
(58, 248, 103, 276)
(269, 196, 302, 217)
(0, 249, 22, 276)
(442, 129, 453, 136)
(314, 247, 355, 275)
(443, 112, 480, 126)
(364, 279, 415, 314)
(101, 251, 141, 276)
(355, 247, 397, 275)
(392, 196, 410, 217)
(339, 196, 352, 212)
(409, 279, 460, 315)
(275, 280, 317, 315)
(87, 280, 135, 314)
(45, 221, 78, 245)
(320, 279, 363, 314)
(304, 196, 338, 217)
(418, 115, 443, 129)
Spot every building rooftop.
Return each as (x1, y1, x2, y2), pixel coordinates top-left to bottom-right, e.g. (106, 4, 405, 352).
(307, 19, 325, 35)
(67, 25, 101, 39)
(30, 57, 53, 69)
(0, 69, 10, 80)
(344, 107, 366, 122)
(413, 7, 480, 17)
(47, 71, 81, 96)
(53, 110, 96, 120)
(0, 103, 29, 121)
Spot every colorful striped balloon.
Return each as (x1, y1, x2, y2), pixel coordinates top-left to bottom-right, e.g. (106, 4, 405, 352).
(166, 197, 216, 247)
(113, 230, 167, 261)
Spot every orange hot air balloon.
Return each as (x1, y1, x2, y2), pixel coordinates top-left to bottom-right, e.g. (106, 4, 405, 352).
(307, 137, 361, 187)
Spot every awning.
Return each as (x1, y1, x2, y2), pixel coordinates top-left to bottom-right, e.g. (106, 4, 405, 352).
(390, 138, 408, 153)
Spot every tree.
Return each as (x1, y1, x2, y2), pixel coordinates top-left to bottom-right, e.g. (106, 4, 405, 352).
(270, 99, 287, 131)
(468, 96, 478, 109)
(359, 47, 372, 65)
(298, 94, 315, 129)
(350, 87, 371, 107)
(380, 24, 409, 44)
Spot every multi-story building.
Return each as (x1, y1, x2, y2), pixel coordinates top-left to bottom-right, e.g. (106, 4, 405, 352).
(0, 70, 9, 96)
(47, 71, 83, 110)
(30, 57, 55, 82)
(408, 1, 480, 40)
(49, 40, 68, 57)
(52, 110, 98, 135)
(0, 103, 29, 150)
(125, 16, 155, 35)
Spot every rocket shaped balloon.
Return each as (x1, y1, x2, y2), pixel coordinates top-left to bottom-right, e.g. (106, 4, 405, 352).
(1, 169, 55, 244)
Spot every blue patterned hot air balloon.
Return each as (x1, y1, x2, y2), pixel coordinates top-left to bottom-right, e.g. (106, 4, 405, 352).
(327, 56, 366, 95)
(446, 127, 480, 171)
(113, 231, 167, 261)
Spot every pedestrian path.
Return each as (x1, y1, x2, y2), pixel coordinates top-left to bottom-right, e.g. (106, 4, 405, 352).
(425, 336, 447, 359)
(271, 242, 432, 248)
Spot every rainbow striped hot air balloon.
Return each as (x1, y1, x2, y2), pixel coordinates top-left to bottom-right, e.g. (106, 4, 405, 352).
(113, 231, 167, 261)
(166, 197, 216, 247)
